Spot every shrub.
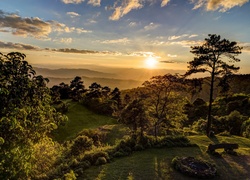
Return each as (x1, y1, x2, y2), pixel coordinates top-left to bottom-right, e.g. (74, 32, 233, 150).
(95, 157, 107, 165)
(70, 135, 93, 156)
(82, 151, 110, 166)
(64, 170, 77, 180)
(191, 119, 207, 133)
(241, 118, 250, 138)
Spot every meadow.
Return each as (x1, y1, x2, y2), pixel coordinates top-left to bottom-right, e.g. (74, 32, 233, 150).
(53, 100, 250, 180)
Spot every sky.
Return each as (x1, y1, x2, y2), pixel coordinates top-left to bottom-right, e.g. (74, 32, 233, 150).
(0, 0, 250, 73)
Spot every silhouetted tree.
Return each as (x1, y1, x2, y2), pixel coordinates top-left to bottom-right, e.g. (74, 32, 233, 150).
(70, 76, 85, 101)
(185, 34, 242, 136)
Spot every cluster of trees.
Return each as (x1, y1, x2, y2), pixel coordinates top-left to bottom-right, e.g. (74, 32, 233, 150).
(0, 52, 67, 179)
(51, 78, 121, 116)
(1, 34, 249, 178)
(118, 74, 187, 139)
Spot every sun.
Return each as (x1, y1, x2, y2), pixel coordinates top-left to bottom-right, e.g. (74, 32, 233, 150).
(145, 57, 158, 68)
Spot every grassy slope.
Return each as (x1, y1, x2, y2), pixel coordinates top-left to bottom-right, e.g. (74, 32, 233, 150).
(52, 101, 117, 142)
(81, 135, 250, 180)
(53, 102, 250, 179)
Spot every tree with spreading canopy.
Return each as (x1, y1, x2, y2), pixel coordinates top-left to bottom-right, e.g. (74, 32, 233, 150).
(185, 34, 242, 136)
(142, 74, 186, 139)
(0, 52, 67, 179)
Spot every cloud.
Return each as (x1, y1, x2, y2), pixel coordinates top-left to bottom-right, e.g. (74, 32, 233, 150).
(168, 35, 183, 40)
(191, 0, 249, 12)
(167, 54, 177, 58)
(49, 48, 122, 55)
(170, 40, 203, 47)
(61, 0, 85, 4)
(67, 12, 80, 18)
(88, 0, 101, 6)
(129, 21, 137, 27)
(189, 34, 198, 38)
(128, 51, 161, 58)
(239, 42, 250, 52)
(0, 10, 91, 39)
(161, 0, 171, 7)
(48, 21, 92, 34)
(168, 34, 198, 40)
(54, 38, 73, 44)
(0, 40, 40, 50)
(0, 10, 51, 38)
(144, 22, 159, 31)
(160, 60, 176, 63)
(109, 0, 143, 21)
(168, 34, 189, 40)
(99, 38, 130, 44)
(62, 0, 101, 6)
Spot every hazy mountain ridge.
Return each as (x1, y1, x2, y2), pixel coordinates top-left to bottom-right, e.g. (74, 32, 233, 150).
(34, 67, 115, 79)
(34, 66, 186, 89)
(47, 76, 143, 90)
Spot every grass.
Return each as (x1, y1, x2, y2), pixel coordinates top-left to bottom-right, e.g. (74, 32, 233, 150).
(52, 100, 117, 142)
(80, 135, 250, 180)
(52, 102, 250, 179)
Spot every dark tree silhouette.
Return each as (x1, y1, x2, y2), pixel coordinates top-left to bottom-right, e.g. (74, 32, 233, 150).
(70, 76, 85, 100)
(185, 34, 242, 136)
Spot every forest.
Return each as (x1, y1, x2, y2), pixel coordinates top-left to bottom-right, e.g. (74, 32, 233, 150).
(1, 34, 250, 179)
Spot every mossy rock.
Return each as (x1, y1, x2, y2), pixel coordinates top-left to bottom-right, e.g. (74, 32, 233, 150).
(172, 156, 217, 179)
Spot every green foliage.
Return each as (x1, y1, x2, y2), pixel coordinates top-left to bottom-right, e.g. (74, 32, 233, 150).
(183, 98, 207, 125)
(0, 52, 67, 179)
(70, 135, 93, 156)
(81, 83, 121, 116)
(118, 99, 149, 136)
(64, 170, 77, 180)
(31, 138, 63, 179)
(216, 111, 248, 135)
(241, 118, 250, 138)
(142, 74, 187, 138)
(191, 119, 207, 133)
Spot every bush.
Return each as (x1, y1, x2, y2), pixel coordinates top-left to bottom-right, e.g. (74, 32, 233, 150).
(82, 151, 110, 166)
(191, 119, 207, 133)
(70, 135, 93, 156)
(95, 157, 107, 165)
(241, 118, 250, 138)
(64, 170, 77, 180)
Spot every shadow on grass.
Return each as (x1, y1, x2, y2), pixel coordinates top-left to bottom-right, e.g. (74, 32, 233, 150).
(209, 135, 220, 144)
(80, 146, 203, 180)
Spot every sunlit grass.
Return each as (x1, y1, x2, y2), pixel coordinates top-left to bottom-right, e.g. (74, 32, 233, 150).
(52, 101, 117, 142)
(80, 135, 250, 180)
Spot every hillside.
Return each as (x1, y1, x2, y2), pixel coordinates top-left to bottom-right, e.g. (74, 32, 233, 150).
(51, 101, 250, 180)
(82, 135, 250, 180)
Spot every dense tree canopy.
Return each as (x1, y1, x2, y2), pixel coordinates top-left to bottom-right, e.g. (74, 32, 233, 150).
(0, 52, 67, 179)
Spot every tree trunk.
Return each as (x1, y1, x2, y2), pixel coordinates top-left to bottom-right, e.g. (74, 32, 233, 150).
(154, 123, 158, 141)
(207, 66, 215, 137)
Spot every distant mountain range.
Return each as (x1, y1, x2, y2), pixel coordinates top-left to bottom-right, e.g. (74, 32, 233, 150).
(34, 66, 186, 90)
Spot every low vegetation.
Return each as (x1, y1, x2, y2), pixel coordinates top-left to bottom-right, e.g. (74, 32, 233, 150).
(1, 34, 250, 179)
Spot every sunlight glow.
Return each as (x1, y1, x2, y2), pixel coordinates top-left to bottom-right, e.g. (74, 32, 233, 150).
(145, 57, 158, 68)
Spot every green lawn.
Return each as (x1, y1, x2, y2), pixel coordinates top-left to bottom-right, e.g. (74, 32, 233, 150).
(52, 101, 250, 179)
(80, 135, 250, 180)
(52, 101, 117, 142)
